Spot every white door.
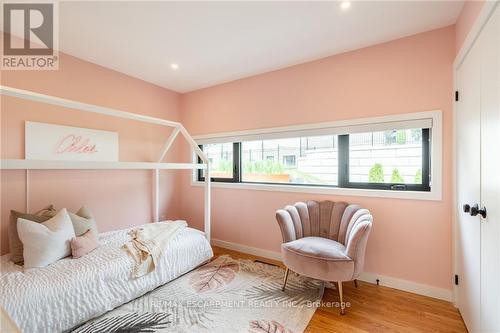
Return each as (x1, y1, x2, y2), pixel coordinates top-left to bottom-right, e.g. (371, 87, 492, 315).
(480, 5, 500, 333)
(456, 27, 482, 333)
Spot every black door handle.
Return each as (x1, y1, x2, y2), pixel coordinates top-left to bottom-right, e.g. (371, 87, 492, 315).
(463, 204, 470, 213)
(465, 203, 487, 218)
(469, 204, 479, 216)
(478, 206, 487, 218)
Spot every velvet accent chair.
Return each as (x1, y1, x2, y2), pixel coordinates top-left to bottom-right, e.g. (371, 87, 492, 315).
(275, 201, 373, 314)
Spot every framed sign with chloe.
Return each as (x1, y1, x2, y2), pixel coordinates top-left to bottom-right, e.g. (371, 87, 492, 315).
(25, 121, 119, 161)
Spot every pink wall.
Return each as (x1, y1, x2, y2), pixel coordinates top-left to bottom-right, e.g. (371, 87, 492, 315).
(1, 36, 183, 254)
(1, 24, 458, 292)
(455, 0, 485, 54)
(179, 26, 456, 290)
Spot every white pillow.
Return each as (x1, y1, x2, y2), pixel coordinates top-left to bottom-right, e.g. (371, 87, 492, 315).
(17, 208, 75, 269)
(69, 206, 98, 236)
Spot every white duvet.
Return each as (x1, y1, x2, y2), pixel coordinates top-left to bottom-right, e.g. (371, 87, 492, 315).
(0, 225, 213, 333)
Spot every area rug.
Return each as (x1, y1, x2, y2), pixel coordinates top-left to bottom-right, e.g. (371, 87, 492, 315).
(72, 255, 325, 333)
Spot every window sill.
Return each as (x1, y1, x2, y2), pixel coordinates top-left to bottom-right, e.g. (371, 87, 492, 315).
(191, 181, 442, 201)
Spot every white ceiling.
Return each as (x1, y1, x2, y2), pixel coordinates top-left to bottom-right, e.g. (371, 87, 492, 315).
(55, 1, 463, 93)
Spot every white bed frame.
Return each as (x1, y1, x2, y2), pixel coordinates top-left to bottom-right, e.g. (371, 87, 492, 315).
(0, 85, 211, 242)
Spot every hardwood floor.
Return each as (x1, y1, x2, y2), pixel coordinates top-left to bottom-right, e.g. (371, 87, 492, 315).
(212, 246, 467, 333)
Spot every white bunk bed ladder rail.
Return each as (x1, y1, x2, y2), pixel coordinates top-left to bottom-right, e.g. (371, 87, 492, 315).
(0, 85, 211, 243)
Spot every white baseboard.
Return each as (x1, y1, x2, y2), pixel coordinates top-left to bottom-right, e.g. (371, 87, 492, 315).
(211, 238, 452, 302)
(211, 238, 282, 261)
(358, 272, 452, 302)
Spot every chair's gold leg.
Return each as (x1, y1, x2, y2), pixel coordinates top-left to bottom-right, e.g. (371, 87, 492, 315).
(282, 267, 290, 291)
(354, 279, 358, 288)
(338, 281, 345, 315)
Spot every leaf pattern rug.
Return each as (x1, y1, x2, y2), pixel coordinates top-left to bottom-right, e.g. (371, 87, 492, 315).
(71, 255, 325, 333)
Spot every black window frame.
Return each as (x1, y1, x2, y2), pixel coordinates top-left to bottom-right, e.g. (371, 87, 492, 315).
(338, 128, 431, 191)
(197, 128, 431, 192)
(198, 142, 240, 183)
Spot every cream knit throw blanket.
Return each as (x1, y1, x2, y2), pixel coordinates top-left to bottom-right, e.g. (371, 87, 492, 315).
(123, 220, 187, 278)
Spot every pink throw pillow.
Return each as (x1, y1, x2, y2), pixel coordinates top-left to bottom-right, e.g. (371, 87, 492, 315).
(71, 229, 99, 258)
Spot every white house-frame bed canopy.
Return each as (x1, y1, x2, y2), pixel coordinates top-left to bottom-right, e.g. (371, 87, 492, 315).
(0, 85, 211, 242)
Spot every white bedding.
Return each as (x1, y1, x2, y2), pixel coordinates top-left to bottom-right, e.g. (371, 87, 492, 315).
(0, 225, 213, 333)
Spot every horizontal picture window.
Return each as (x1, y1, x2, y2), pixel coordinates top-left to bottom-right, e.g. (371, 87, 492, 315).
(196, 118, 433, 192)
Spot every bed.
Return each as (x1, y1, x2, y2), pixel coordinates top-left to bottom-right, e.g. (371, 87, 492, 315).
(0, 86, 213, 332)
(0, 225, 213, 333)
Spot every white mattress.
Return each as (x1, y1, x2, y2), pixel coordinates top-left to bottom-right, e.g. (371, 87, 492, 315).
(0, 225, 213, 333)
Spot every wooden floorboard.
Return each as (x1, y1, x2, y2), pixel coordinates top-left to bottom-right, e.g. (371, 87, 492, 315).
(212, 246, 467, 333)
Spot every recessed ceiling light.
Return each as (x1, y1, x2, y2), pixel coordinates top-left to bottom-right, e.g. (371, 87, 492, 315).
(170, 63, 179, 70)
(340, 1, 351, 10)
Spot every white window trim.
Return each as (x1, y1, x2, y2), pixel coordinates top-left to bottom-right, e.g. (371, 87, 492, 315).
(191, 110, 443, 201)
